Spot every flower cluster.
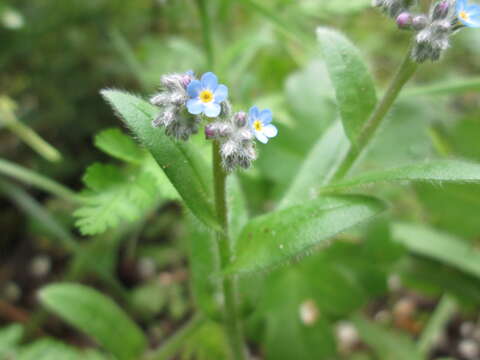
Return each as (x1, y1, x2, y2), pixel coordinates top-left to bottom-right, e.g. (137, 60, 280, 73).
(373, 0, 480, 62)
(150, 71, 278, 172)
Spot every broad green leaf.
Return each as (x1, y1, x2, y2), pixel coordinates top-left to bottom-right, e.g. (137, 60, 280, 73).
(352, 315, 422, 360)
(228, 195, 386, 275)
(181, 321, 230, 360)
(101, 90, 218, 230)
(94, 127, 145, 164)
(18, 339, 110, 360)
(39, 283, 147, 360)
(316, 27, 377, 146)
(323, 159, 480, 193)
(393, 223, 480, 279)
(0, 324, 22, 359)
(279, 121, 349, 209)
(227, 175, 249, 244)
(74, 163, 158, 235)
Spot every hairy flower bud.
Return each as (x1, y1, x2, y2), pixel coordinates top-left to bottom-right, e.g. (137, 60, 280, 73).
(396, 12, 413, 28)
(412, 15, 429, 30)
(432, 0, 450, 20)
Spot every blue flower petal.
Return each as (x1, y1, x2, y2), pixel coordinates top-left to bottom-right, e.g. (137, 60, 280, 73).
(201, 72, 218, 91)
(249, 106, 260, 121)
(187, 80, 202, 98)
(214, 84, 228, 103)
(204, 103, 221, 118)
(457, 0, 467, 11)
(259, 109, 273, 125)
(186, 99, 204, 115)
(254, 131, 269, 144)
(263, 124, 278, 138)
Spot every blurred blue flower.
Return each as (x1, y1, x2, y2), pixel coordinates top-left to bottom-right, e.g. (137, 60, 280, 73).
(186, 72, 228, 118)
(456, 0, 480, 27)
(248, 106, 278, 144)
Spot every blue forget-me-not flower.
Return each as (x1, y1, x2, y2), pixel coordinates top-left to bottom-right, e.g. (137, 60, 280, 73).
(187, 72, 228, 118)
(248, 106, 278, 144)
(456, 0, 480, 27)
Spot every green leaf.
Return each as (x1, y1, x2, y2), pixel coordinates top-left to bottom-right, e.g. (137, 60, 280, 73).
(352, 315, 422, 360)
(39, 283, 147, 360)
(316, 27, 377, 146)
(279, 121, 349, 209)
(94, 127, 145, 164)
(74, 163, 158, 235)
(403, 77, 480, 97)
(0, 324, 23, 359)
(18, 339, 111, 360)
(393, 223, 480, 279)
(228, 195, 386, 275)
(323, 159, 480, 193)
(100, 90, 218, 230)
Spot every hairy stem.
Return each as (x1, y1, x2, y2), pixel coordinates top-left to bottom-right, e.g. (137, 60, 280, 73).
(330, 50, 419, 182)
(212, 143, 247, 360)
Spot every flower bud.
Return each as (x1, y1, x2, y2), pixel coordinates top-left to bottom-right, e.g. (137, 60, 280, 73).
(432, 0, 450, 20)
(412, 15, 428, 30)
(396, 12, 413, 28)
(234, 111, 247, 127)
(205, 124, 216, 139)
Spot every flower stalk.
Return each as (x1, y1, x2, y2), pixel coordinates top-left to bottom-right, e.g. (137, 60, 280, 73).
(330, 49, 419, 182)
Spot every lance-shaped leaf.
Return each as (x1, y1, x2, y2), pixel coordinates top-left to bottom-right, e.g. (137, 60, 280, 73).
(322, 159, 480, 193)
(317, 27, 377, 146)
(101, 90, 218, 230)
(228, 195, 386, 275)
(279, 121, 350, 209)
(39, 283, 147, 360)
(393, 223, 480, 280)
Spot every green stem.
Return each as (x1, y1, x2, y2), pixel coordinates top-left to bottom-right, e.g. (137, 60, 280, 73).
(0, 96, 62, 163)
(145, 314, 205, 360)
(330, 50, 419, 182)
(0, 158, 82, 204)
(213, 143, 247, 360)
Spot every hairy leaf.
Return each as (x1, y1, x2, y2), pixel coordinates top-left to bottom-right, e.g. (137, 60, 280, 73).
(74, 163, 158, 235)
(95, 127, 145, 164)
(317, 27, 377, 146)
(39, 283, 146, 360)
(393, 223, 480, 279)
(323, 160, 480, 193)
(279, 121, 349, 209)
(228, 195, 386, 275)
(101, 90, 218, 229)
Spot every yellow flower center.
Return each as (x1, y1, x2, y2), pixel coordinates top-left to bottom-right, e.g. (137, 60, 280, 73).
(253, 120, 263, 131)
(460, 10, 469, 21)
(199, 90, 214, 103)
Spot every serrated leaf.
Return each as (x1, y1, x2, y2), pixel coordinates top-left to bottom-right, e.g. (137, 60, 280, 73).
(279, 121, 349, 209)
(316, 27, 377, 146)
(74, 163, 158, 235)
(393, 223, 480, 279)
(228, 195, 386, 275)
(323, 160, 480, 193)
(95, 128, 145, 164)
(100, 90, 218, 230)
(39, 283, 146, 360)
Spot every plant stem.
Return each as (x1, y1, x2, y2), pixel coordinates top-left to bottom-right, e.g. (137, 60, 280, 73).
(212, 143, 247, 360)
(0, 157, 82, 204)
(145, 314, 205, 360)
(330, 51, 419, 182)
(0, 96, 62, 163)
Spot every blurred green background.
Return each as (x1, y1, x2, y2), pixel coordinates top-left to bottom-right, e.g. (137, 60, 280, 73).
(2, 0, 480, 359)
